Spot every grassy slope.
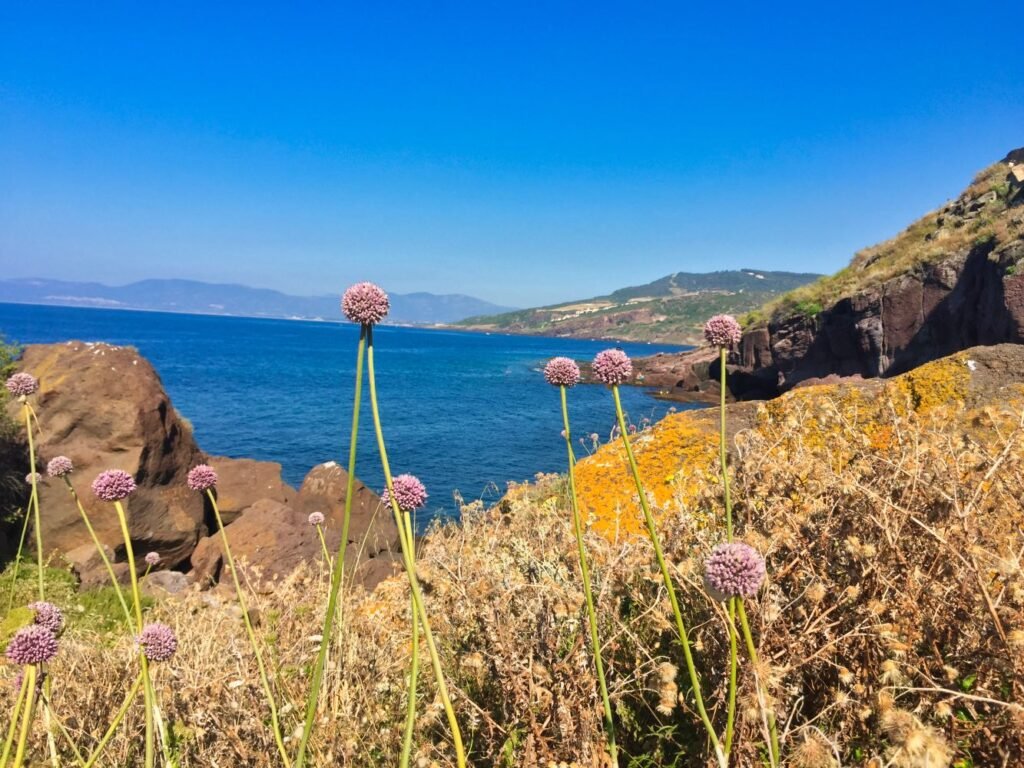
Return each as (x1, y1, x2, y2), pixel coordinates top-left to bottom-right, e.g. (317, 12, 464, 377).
(747, 156, 1024, 326)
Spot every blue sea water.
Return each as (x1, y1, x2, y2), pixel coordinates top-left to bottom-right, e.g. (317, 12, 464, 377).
(0, 303, 700, 525)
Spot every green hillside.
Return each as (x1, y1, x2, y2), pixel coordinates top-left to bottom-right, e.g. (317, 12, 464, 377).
(456, 269, 821, 344)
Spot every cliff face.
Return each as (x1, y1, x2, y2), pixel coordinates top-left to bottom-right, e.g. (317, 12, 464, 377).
(639, 148, 1024, 399)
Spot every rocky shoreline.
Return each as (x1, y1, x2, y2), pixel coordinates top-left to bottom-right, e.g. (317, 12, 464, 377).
(2, 341, 402, 593)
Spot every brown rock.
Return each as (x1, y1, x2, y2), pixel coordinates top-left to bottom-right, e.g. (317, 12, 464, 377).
(8, 342, 206, 570)
(294, 462, 400, 559)
(207, 456, 294, 526)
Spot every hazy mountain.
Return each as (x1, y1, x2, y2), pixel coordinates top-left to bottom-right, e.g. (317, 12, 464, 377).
(0, 278, 515, 325)
(455, 269, 822, 344)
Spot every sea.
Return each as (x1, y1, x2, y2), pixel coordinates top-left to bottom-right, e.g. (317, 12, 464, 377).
(0, 303, 700, 526)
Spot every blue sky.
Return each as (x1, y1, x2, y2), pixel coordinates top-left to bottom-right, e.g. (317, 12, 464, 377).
(2, 2, 1022, 307)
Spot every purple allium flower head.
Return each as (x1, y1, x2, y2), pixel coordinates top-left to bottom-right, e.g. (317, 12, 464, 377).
(341, 282, 390, 326)
(592, 349, 633, 386)
(6, 625, 58, 665)
(704, 542, 767, 601)
(703, 314, 743, 348)
(381, 474, 428, 512)
(186, 464, 218, 492)
(543, 357, 581, 388)
(137, 622, 178, 662)
(144, 552, 161, 567)
(25, 472, 41, 485)
(5, 373, 39, 398)
(46, 456, 73, 478)
(28, 601, 64, 635)
(308, 511, 325, 527)
(91, 470, 136, 502)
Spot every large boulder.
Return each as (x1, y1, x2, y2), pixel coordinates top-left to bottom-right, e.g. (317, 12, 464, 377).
(294, 461, 400, 559)
(7, 342, 206, 570)
(206, 456, 294, 526)
(191, 463, 401, 590)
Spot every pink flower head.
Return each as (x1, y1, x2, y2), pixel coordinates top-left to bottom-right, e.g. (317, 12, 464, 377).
(137, 622, 177, 662)
(144, 552, 161, 567)
(28, 602, 64, 635)
(91, 470, 136, 502)
(186, 464, 218, 492)
(704, 542, 767, 601)
(5, 373, 39, 398)
(703, 314, 742, 348)
(25, 472, 41, 485)
(308, 511, 325, 526)
(544, 357, 581, 387)
(592, 349, 633, 386)
(6, 624, 58, 665)
(46, 456, 74, 478)
(342, 282, 390, 326)
(381, 474, 428, 512)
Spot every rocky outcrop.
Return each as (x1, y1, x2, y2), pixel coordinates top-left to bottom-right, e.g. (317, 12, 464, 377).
(206, 456, 294, 526)
(634, 151, 1024, 401)
(6, 342, 206, 568)
(190, 463, 401, 589)
(4, 342, 398, 591)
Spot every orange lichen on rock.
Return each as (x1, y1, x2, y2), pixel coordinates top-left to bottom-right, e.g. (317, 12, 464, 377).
(575, 352, 985, 542)
(574, 413, 718, 539)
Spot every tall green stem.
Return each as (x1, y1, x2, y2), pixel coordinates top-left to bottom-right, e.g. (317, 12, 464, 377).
(11, 665, 38, 768)
(83, 673, 144, 768)
(4, 508, 29, 613)
(399, 508, 419, 768)
(22, 405, 43, 601)
(207, 491, 291, 767)
(737, 600, 780, 767)
(611, 386, 724, 765)
(1, 669, 29, 768)
(63, 481, 133, 630)
(314, 524, 332, 569)
(112, 499, 155, 768)
(561, 386, 619, 767)
(367, 327, 466, 768)
(294, 328, 366, 768)
(719, 346, 739, 756)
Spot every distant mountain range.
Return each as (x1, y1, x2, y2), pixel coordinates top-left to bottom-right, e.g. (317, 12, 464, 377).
(455, 269, 822, 344)
(0, 278, 515, 325)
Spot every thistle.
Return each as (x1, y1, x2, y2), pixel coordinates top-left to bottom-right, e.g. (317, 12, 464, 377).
(594, 348, 724, 765)
(703, 313, 779, 766)
(294, 282, 373, 768)
(50, 458, 134, 631)
(7, 373, 44, 604)
(381, 473, 428, 768)
(545, 356, 619, 767)
(92, 468, 159, 768)
(362, 287, 466, 768)
(188, 464, 291, 766)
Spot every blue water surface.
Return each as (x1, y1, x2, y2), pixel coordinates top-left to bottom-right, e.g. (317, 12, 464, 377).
(0, 303, 699, 524)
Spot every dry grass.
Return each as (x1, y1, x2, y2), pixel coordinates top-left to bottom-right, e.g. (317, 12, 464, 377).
(3, 382, 1024, 766)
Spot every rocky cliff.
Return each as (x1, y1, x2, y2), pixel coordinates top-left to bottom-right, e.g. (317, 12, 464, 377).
(635, 148, 1024, 399)
(2, 342, 400, 589)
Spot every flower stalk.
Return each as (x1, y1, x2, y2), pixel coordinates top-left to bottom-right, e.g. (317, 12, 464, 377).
(610, 384, 723, 763)
(294, 326, 366, 768)
(560, 384, 619, 767)
(204, 488, 291, 767)
(367, 325, 466, 768)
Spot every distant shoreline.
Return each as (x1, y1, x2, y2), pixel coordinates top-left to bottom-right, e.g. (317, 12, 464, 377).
(0, 300, 691, 350)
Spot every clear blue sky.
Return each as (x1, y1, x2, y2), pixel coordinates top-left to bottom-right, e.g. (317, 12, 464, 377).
(2, 2, 1022, 307)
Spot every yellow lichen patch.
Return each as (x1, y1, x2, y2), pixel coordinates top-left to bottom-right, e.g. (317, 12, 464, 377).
(885, 355, 971, 413)
(574, 412, 718, 539)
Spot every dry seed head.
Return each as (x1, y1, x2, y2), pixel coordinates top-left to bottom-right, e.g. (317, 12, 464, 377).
(791, 732, 839, 768)
(1008, 629, 1024, 647)
(806, 582, 827, 603)
(838, 666, 855, 685)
